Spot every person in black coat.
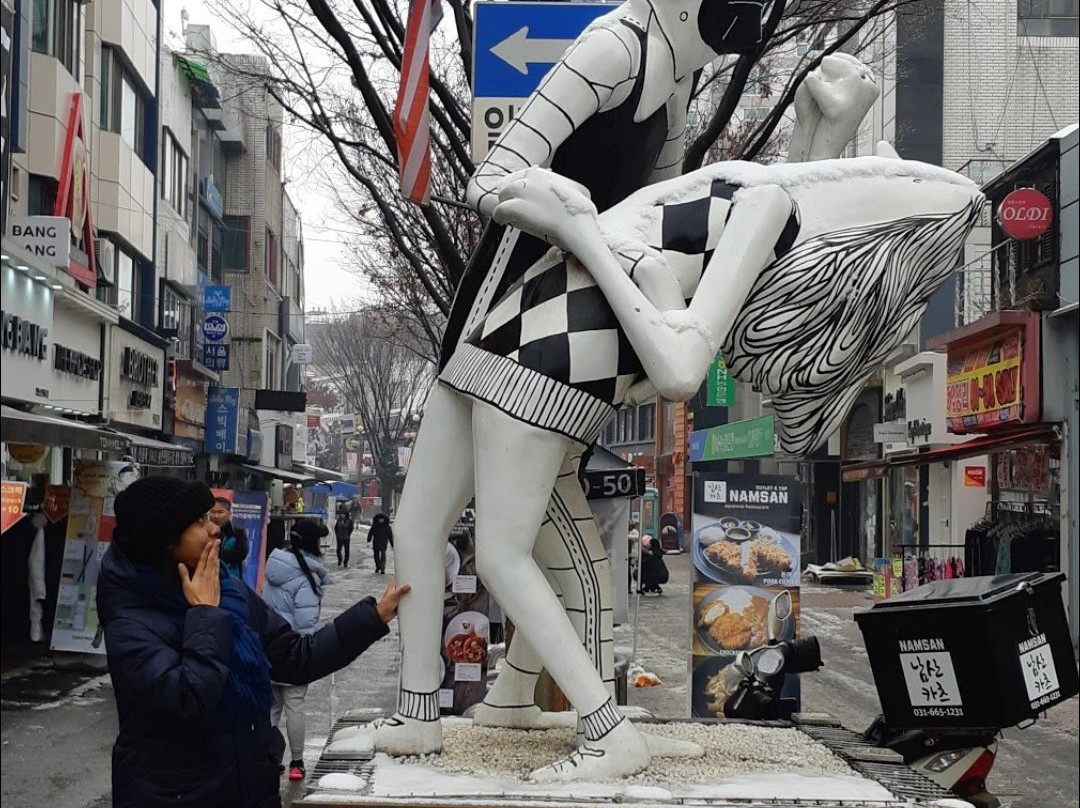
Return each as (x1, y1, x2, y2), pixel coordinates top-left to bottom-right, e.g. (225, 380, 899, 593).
(639, 536, 669, 595)
(334, 506, 355, 568)
(367, 512, 393, 574)
(97, 476, 411, 808)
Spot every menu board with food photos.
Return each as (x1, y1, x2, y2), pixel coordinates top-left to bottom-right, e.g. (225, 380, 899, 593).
(689, 473, 804, 718)
(438, 522, 493, 714)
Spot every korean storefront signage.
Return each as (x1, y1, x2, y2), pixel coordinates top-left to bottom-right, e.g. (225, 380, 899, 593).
(108, 326, 164, 428)
(6, 216, 71, 267)
(171, 361, 208, 441)
(1, 266, 102, 413)
(202, 342, 230, 371)
(945, 330, 1025, 433)
(203, 285, 231, 312)
(54, 94, 99, 288)
(1, 481, 28, 533)
(689, 415, 775, 462)
(706, 352, 735, 407)
(206, 387, 241, 455)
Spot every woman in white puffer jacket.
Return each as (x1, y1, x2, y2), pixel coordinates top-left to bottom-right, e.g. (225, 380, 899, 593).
(263, 518, 331, 781)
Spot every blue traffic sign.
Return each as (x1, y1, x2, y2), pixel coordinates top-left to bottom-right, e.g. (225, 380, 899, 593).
(202, 314, 230, 342)
(203, 285, 231, 312)
(473, 1, 617, 98)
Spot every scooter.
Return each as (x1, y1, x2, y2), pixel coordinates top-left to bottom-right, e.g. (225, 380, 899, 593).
(721, 592, 1001, 807)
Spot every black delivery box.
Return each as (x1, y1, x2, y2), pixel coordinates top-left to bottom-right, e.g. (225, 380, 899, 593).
(855, 572, 1078, 729)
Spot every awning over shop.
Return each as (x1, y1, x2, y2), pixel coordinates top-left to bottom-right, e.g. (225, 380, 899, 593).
(126, 433, 194, 467)
(1, 405, 130, 455)
(307, 480, 359, 499)
(293, 462, 346, 482)
(240, 463, 314, 484)
(176, 55, 221, 108)
(841, 424, 1060, 483)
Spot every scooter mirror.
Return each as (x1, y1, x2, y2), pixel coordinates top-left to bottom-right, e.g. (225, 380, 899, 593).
(767, 590, 793, 641)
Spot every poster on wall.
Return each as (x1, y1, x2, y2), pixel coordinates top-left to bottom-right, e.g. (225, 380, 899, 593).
(1, 481, 28, 533)
(438, 523, 492, 715)
(213, 488, 270, 592)
(51, 460, 138, 654)
(689, 473, 804, 719)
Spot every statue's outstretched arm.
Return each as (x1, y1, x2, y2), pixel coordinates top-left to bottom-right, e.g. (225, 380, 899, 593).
(466, 25, 637, 217)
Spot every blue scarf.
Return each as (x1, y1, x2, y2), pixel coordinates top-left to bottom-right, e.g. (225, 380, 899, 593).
(133, 562, 274, 724)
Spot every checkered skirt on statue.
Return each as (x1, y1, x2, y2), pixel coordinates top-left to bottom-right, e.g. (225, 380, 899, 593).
(438, 178, 800, 445)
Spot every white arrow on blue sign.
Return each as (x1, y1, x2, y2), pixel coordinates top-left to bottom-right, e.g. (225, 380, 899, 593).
(471, 1, 618, 161)
(202, 314, 230, 343)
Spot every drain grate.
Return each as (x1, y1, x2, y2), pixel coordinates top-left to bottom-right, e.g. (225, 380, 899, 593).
(306, 718, 379, 796)
(798, 724, 952, 803)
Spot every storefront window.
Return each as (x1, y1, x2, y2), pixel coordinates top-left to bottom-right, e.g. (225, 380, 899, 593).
(888, 465, 921, 555)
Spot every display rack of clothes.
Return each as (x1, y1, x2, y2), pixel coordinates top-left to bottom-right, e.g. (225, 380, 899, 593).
(893, 544, 966, 590)
(964, 502, 1059, 577)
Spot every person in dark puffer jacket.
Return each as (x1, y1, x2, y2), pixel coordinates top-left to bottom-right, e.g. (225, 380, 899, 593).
(97, 476, 411, 808)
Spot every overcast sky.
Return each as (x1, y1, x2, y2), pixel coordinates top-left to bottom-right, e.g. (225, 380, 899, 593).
(164, 1, 362, 312)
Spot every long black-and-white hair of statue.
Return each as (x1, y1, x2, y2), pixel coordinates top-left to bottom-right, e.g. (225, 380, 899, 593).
(722, 198, 984, 456)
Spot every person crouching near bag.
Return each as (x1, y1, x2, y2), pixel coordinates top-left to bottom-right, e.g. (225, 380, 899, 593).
(96, 476, 410, 808)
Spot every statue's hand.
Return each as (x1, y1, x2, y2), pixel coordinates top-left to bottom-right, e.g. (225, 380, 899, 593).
(492, 167, 598, 250)
(794, 53, 878, 160)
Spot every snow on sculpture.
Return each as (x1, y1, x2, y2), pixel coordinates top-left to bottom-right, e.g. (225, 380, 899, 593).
(366, 0, 985, 783)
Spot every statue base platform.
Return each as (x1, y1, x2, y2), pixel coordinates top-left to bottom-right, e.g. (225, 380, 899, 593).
(292, 713, 953, 807)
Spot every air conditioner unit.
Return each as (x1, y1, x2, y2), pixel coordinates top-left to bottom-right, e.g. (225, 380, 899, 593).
(95, 239, 116, 284)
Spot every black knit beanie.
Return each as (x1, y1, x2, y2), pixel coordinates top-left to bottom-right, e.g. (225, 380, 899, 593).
(112, 476, 216, 564)
(290, 518, 328, 554)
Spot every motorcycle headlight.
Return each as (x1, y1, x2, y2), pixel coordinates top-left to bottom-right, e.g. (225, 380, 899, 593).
(755, 646, 786, 678)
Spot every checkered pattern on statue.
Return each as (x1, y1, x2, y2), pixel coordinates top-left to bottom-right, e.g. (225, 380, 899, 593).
(651, 179, 800, 282)
(468, 253, 643, 404)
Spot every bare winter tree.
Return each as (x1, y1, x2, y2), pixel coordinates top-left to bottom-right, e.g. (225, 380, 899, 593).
(207, 0, 925, 347)
(311, 308, 433, 507)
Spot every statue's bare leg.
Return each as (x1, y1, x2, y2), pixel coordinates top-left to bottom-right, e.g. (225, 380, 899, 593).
(371, 384, 476, 755)
(470, 402, 650, 781)
(475, 453, 612, 730)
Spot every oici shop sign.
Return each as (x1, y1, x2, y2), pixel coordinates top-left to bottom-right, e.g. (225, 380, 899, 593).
(1, 310, 48, 360)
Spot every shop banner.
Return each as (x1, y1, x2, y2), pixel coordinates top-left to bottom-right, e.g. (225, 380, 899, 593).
(51, 460, 138, 654)
(963, 466, 986, 488)
(438, 524, 492, 715)
(42, 484, 71, 523)
(689, 473, 803, 718)
(945, 331, 1023, 433)
(689, 415, 775, 462)
(2, 481, 28, 533)
(206, 386, 241, 454)
(706, 352, 735, 407)
(213, 488, 270, 592)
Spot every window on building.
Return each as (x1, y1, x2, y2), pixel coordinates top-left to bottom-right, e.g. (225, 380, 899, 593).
(265, 227, 278, 286)
(197, 219, 210, 275)
(264, 331, 282, 390)
(116, 249, 137, 320)
(161, 130, 188, 217)
(223, 216, 250, 272)
(160, 284, 194, 359)
(265, 119, 282, 170)
(32, 0, 81, 76)
(211, 224, 224, 281)
(27, 174, 58, 216)
(100, 46, 149, 160)
(636, 403, 656, 443)
(616, 408, 634, 443)
(1018, 0, 1079, 35)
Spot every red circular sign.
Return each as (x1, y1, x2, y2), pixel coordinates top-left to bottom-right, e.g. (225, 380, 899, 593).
(997, 188, 1053, 240)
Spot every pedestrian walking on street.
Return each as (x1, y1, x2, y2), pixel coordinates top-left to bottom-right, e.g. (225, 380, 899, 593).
(263, 519, 331, 780)
(334, 506, 354, 568)
(209, 496, 248, 579)
(96, 476, 411, 808)
(368, 512, 393, 574)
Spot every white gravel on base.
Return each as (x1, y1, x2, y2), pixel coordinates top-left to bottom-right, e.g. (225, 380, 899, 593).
(396, 721, 860, 785)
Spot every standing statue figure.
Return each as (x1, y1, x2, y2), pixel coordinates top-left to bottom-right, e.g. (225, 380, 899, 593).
(368, 2, 985, 784)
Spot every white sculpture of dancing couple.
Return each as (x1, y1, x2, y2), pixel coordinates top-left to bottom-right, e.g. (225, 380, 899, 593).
(365, 0, 985, 783)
